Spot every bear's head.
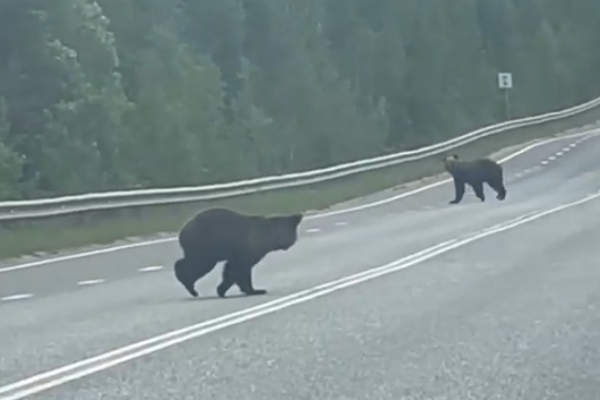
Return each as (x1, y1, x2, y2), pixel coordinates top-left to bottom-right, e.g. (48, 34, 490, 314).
(265, 213, 304, 251)
(443, 154, 460, 172)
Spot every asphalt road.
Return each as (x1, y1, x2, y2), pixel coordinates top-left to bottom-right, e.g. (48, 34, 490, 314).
(1, 129, 600, 399)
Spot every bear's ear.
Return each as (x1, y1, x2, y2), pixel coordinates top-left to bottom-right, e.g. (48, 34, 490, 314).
(443, 154, 459, 162)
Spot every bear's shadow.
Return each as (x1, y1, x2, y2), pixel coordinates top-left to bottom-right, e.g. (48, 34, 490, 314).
(179, 291, 276, 302)
(183, 293, 245, 301)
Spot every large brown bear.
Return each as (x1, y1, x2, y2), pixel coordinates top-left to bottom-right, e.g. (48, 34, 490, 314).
(173, 207, 303, 298)
(443, 154, 507, 204)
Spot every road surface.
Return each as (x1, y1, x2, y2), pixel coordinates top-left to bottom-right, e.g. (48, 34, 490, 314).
(1, 130, 600, 399)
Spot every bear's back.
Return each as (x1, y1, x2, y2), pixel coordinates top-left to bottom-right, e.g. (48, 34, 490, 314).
(449, 158, 499, 180)
(469, 158, 501, 177)
(178, 207, 263, 260)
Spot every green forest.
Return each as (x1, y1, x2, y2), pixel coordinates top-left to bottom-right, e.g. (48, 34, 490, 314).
(0, 0, 599, 201)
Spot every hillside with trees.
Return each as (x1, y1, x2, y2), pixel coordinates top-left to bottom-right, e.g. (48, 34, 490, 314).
(0, 0, 599, 200)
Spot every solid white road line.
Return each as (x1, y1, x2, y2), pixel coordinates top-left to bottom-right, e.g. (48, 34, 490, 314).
(0, 294, 34, 302)
(138, 266, 164, 272)
(76, 279, 104, 286)
(1, 190, 599, 400)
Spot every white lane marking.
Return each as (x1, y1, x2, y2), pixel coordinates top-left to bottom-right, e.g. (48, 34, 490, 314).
(77, 279, 104, 286)
(0, 293, 34, 302)
(306, 228, 320, 233)
(0, 130, 595, 275)
(555, 152, 563, 156)
(541, 160, 549, 165)
(570, 143, 577, 148)
(562, 147, 570, 152)
(334, 221, 348, 226)
(139, 266, 163, 272)
(548, 156, 556, 161)
(1, 192, 599, 399)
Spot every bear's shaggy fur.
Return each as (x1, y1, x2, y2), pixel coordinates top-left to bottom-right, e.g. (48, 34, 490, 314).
(443, 154, 507, 204)
(173, 207, 303, 298)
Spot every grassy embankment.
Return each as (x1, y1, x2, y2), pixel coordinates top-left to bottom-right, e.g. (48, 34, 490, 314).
(1, 108, 599, 262)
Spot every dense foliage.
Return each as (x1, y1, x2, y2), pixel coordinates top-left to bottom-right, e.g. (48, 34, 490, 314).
(0, 0, 599, 200)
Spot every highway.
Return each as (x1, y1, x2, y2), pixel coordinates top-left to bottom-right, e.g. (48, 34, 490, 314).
(1, 129, 600, 399)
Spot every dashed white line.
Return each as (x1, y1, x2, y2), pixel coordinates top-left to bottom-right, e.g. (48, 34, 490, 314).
(0, 131, 591, 278)
(334, 221, 348, 226)
(540, 138, 583, 165)
(77, 279, 105, 286)
(306, 228, 320, 233)
(139, 266, 164, 272)
(1, 293, 34, 302)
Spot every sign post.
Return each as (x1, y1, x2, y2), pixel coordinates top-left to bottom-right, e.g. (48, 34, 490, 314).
(497, 72, 513, 120)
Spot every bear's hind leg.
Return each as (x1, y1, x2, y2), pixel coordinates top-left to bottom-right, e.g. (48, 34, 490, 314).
(488, 179, 507, 200)
(175, 256, 217, 298)
(497, 185, 507, 200)
(174, 258, 199, 297)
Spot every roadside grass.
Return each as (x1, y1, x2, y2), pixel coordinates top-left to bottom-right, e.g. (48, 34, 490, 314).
(1, 111, 598, 263)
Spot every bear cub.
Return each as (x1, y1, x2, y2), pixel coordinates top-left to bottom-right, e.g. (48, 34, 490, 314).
(174, 207, 303, 298)
(443, 154, 507, 204)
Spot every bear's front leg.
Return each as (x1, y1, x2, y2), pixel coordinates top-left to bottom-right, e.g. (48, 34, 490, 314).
(236, 268, 267, 296)
(449, 179, 466, 204)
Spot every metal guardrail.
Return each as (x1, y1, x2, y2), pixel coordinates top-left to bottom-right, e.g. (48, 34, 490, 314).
(2, 95, 600, 222)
